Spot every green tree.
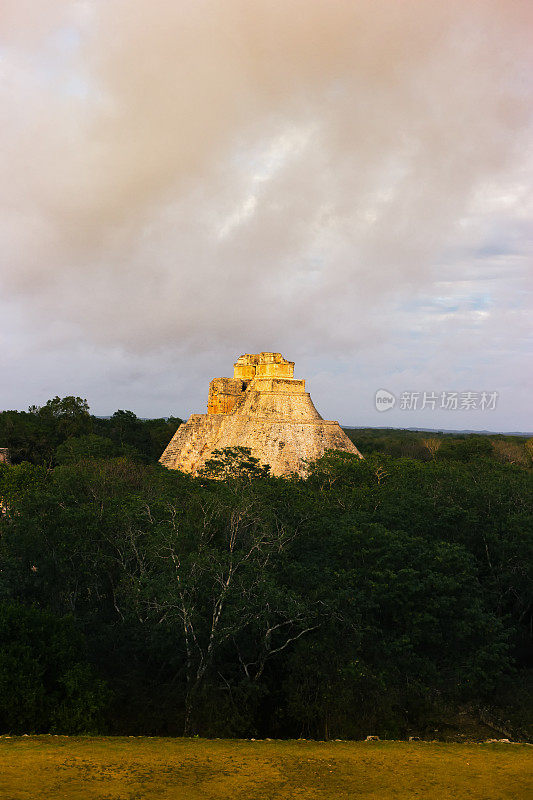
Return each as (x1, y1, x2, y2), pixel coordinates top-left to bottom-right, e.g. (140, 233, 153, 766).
(0, 445, 529, 739)
(0, 602, 108, 733)
(128, 476, 309, 734)
(277, 521, 509, 738)
(55, 434, 118, 464)
(200, 447, 271, 480)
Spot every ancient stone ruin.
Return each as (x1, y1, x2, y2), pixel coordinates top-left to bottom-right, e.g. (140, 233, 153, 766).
(0, 448, 10, 465)
(160, 352, 362, 477)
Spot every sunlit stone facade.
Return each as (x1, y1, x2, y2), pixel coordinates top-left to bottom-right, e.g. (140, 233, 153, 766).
(160, 353, 362, 477)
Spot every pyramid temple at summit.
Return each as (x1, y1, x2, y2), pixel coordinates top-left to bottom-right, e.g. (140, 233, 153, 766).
(160, 353, 362, 477)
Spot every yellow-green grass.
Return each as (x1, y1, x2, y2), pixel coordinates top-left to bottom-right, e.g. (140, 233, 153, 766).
(0, 736, 531, 800)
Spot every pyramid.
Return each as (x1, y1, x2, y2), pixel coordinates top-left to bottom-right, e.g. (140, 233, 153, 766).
(160, 352, 362, 477)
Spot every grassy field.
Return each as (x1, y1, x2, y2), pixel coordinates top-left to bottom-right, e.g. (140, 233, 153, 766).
(0, 736, 531, 800)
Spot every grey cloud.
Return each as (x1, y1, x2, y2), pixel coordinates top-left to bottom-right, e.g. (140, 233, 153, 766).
(0, 1, 531, 426)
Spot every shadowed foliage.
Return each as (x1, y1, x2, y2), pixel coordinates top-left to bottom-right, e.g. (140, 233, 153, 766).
(0, 401, 531, 739)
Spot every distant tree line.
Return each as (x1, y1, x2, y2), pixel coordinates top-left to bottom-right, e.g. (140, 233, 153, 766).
(0, 399, 531, 740)
(0, 396, 182, 466)
(344, 427, 533, 467)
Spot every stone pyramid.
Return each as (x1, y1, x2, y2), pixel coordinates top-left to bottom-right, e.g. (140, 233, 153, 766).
(160, 352, 362, 477)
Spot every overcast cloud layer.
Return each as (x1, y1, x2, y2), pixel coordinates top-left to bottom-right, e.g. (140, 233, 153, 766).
(1, 0, 532, 430)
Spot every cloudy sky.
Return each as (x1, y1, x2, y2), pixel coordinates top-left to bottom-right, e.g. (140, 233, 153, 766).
(1, 0, 532, 431)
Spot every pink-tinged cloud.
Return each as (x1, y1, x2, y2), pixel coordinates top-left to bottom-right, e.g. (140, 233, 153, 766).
(0, 1, 531, 426)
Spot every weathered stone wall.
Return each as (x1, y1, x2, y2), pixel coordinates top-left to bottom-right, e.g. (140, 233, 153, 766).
(207, 378, 244, 414)
(233, 352, 295, 381)
(160, 353, 362, 477)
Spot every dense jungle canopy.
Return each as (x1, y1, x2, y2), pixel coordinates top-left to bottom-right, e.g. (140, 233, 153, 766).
(0, 398, 531, 739)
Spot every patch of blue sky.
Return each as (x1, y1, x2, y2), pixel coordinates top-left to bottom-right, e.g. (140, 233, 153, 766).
(466, 293, 493, 310)
(398, 297, 460, 313)
(63, 73, 90, 99)
(475, 243, 511, 258)
(25, 23, 92, 100)
(49, 25, 82, 53)
(398, 291, 497, 318)
(473, 236, 525, 258)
